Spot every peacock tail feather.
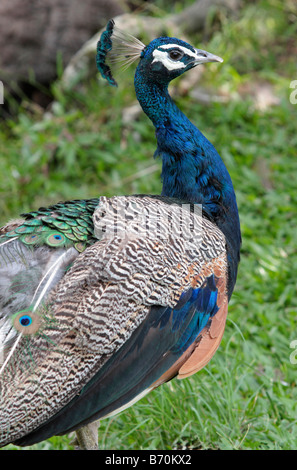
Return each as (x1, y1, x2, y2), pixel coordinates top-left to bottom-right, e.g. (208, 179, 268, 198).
(1, 198, 100, 252)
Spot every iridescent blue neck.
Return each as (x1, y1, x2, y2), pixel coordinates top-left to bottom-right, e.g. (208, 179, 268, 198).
(134, 71, 241, 294)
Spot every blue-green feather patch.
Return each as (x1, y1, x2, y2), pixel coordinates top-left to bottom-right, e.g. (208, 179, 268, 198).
(96, 19, 145, 88)
(96, 19, 117, 87)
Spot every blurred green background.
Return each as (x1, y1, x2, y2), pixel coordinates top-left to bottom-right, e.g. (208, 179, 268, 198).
(1, 0, 297, 450)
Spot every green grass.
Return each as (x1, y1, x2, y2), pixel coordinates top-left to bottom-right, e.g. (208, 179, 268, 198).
(1, 0, 297, 450)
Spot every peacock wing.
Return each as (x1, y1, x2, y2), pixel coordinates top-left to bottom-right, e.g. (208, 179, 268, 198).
(0, 195, 228, 447)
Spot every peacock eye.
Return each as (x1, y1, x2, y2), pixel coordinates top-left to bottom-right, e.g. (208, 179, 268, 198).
(19, 315, 32, 327)
(169, 49, 184, 61)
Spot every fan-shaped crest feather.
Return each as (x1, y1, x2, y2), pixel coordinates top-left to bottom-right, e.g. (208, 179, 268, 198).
(96, 19, 145, 87)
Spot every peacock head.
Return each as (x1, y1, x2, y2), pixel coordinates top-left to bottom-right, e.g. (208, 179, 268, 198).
(138, 37, 223, 85)
(96, 19, 223, 88)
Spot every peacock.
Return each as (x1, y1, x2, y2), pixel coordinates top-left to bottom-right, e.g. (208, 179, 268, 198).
(0, 19, 241, 449)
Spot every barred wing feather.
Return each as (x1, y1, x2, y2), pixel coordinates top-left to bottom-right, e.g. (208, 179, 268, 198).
(0, 195, 228, 447)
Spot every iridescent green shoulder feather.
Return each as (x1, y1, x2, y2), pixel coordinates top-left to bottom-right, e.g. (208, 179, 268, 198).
(1, 198, 100, 253)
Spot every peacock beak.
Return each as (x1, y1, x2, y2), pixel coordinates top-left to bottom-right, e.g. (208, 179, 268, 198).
(193, 48, 223, 65)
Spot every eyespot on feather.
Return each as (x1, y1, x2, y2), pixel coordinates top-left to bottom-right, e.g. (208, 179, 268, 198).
(46, 232, 66, 247)
(12, 310, 41, 335)
(21, 233, 41, 245)
(15, 226, 29, 234)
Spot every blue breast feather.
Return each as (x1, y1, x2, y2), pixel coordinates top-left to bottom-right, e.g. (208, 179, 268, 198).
(14, 274, 220, 445)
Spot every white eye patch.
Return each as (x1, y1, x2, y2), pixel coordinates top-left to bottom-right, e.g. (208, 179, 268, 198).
(152, 49, 186, 71)
(158, 43, 198, 59)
